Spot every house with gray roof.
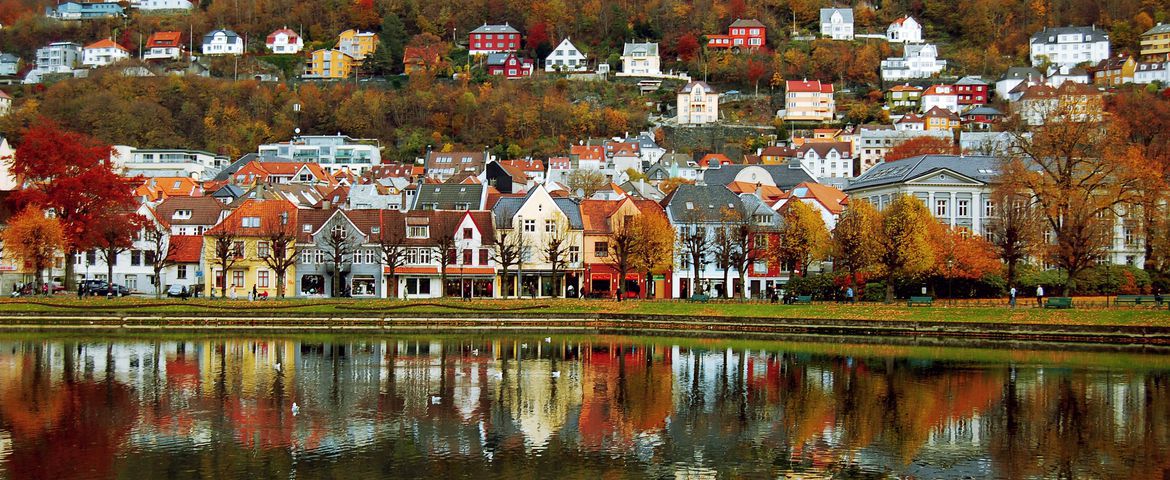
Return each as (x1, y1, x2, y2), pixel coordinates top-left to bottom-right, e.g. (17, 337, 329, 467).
(202, 29, 243, 56)
(0, 53, 19, 76)
(700, 163, 816, 191)
(620, 42, 660, 76)
(845, 154, 1001, 234)
(820, 8, 854, 40)
(1029, 26, 1109, 69)
(412, 183, 486, 211)
(660, 184, 761, 298)
(490, 184, 584, 297)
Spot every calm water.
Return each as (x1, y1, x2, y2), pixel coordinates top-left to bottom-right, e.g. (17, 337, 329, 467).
(0, 335, 1167, 479)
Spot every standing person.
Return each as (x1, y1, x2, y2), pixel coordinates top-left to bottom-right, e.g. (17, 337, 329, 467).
(1009, 286, 1017, 308)
(846, 286, 854, 303)
(1035, 285, 1044, 307)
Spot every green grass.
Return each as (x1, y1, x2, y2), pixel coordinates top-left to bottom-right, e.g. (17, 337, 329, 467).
(0, 297, 1167, 327)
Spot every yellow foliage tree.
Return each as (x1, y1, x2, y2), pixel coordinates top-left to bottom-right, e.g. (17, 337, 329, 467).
(775, 200, 830, 277)
(875, 195, 935, 302)
(2, 206, 65, 293)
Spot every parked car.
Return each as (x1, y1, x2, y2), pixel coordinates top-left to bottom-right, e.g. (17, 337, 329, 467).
(81, 280, 130, 297)
(165, 284, 191, 297)
(10, 281, 65, 296)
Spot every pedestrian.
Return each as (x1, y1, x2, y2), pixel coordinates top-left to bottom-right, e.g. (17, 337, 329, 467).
(181, 285, 189, 301)
(1009, 286, 1017, 308)
(616, 288, 622, 302)
(846, 286, 854, 303)
(78, 283, 85, 300)
(1036, 284, 1044, 307)
(567, 284, 575, 298)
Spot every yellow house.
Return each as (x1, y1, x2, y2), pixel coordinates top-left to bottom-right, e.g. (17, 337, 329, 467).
(202, 199, 298, 298)
(338, 29, 378, 60)
(304, 49, 354, 79)
(1140, 24, 1170, 61)
(923, 106, 960, 131)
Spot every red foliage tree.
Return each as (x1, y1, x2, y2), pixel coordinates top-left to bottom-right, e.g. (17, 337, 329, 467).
(85, 208, 148, 290)
(349, 0, 380, 30)
(527, 22, 552, 56)
(10, 120, 141, 289)
(885, 136, 958, 162)
(676, 33, 700, 62)
(746, 59, 767, 95)
(728, 0, 747, 20)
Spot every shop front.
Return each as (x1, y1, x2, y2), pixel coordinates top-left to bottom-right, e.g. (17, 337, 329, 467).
(442, 267, 496, 298)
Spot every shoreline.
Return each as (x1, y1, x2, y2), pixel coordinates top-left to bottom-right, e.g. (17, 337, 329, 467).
(2, 312, 1169, 347)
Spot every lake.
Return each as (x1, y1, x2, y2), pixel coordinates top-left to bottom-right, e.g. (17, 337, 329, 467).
(0, 334, 1166, 479)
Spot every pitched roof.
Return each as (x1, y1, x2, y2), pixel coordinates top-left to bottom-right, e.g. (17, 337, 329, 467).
(413, 183, 484, 210)
(820, 8, 854, 23)
(729, 19, 766, 28)
(1143, 24, 1170, 36)
(701, 164, 816, 191)
(786, 79, 833, 94)
(570, 145, 604, 161)
(622, 42, 658, 56)
(845, 154, 1000, 191)
(266, 27, 299, 43)
(84, 39, 128, 51)
(889, 84, 923, 92)
(661, 184, 743, 223)
(167, 235, 203, 263)
(760, 146, 799, 158)
(155, 196, 226, 226)
(490, 186, 583, 229)
(203, 29, 241, 44)
(136, 177, 202, 202)
(470, 23, 520, 34)
(501, 159, 545, 173)
(679, 80, 716, 94)
(146, 31, 183, 48)
(922, 84, 955, 96)
(954, 76, 988, 86)
(923, 106, 959, 120)
(788, 182, 847, 214)
(1030, 26, 1108, 45)
(579, 198, 668, 234)
(698, 153, 733, 167)
(206, 199, 297, 236)
(797, 141, 852, 157)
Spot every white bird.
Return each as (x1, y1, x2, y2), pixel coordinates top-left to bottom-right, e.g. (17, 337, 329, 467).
(291, 402, 300, 415)
(551, 371, 561, 378)
(544, 337, 551, 343)
(274, 362, 281, 372)
(430, 395, 441, 405)
(521, 343, 528, 349)
(471, 348, 479, 356)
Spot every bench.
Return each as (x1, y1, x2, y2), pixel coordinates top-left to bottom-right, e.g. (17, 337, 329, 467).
(1044, 297, 1074, 309)
(907, 296, 933, 307)
(1114, 295, 1163, 306)
(688, 294, 710, 303)
(792, 295, 813, 305)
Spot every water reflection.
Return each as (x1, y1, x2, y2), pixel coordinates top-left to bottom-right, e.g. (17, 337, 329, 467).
(0, 337, 1166, 479)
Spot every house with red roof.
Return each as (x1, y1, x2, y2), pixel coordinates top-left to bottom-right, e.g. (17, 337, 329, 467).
(265, 27, 303, 54)
(707, 19, 767, 51)
(698, 153, 734, 168)
(231, 160, 334, 186)
(783, 80, 835, 122)
(202, 199, 299, 298)
(136, 177, 204, 203)
(144, 31, 183, 60)
(82, 39, 129, 67)
(579, 197, 672, 299)
(166, 235, 204, 293)
(773, 182, 848, 229)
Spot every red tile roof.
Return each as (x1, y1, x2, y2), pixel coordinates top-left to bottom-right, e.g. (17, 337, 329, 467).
(85, 39, 128, 51)
(147, 31, 182, 48)
(786, 79, 833, 94)
(167, 235, 203, 263)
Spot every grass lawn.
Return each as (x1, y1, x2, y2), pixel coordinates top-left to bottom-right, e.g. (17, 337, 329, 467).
(0, 297, 1166, 327)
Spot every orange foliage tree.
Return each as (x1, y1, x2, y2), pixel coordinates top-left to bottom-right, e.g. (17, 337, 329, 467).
(1, 206, 65, 292)
(885, 136, 959, 162)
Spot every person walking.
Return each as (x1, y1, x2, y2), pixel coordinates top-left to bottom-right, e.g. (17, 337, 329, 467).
(1009, 286, 1017, 308)
(78, 283, 86, 300)
(1035, 285, 1044, 307)
(846, 286, 854, 303)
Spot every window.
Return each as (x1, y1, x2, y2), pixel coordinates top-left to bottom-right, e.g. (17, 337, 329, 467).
(754, 235, 768, 249)
(232, 241, 244, 259)
(214, 270, 224, 288)
(331, 224, 347, 240)
(544, 220, 556, 233)
(984, 200, 994, 218)
(1125, 227, 1136, 246)
(130, 250, 142, 266)
(231, 270, 244, 287)
(935, 199, 948, 217)
(406, 277, 431, 295)
(569, 245, 580, 264)
(408, 226, 429, 238)
(463, 249, 473, 265)
(258, 241, 270, 258)
(523, 219, 536, 232)
(258, 270, 270, 288)
(241, 216, 260, 228)
(301, 249, 315, 264)
(957, 199, 970, 217)
(303, 224, 313, 233)
(595, 241, 609, 257)
(463, 227, 473, 239)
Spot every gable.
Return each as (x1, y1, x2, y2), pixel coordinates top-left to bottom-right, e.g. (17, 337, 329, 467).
(905, 169, 985, 186)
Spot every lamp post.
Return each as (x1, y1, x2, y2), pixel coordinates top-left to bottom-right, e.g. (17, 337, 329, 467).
(516, 216, 523, 299)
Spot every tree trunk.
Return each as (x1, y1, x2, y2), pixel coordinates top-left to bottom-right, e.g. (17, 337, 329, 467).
(1006, 260, 1018, 289)
(884, 273, 895, 304)
(499, 267, 509, 298)
(220, 261, 228, 298)
(276, 270, 285, 298)
(64, 249, 77, 291)
(106, 249, 115, 294)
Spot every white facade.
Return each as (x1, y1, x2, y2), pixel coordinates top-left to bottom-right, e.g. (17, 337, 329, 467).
(881, 43, 946, 81)
(0, 53, 17, 76)
(32, 42, 81, 75)
(1030, 26, 1110, 70)
(0, 92, 9, 117)
(112, 146, 230, 181)
(820, 8, 854, 40)
(258, 135, 382, 175)
(82, 41, 130, 67)
(887, 16, 922, 43)
(1135, 61, 1170, 84)
(619, 42, 660, 76)
(921, 86, 960, 113)
(545, 38, 586, 72)
(857, 127, 952, 173)
(798, 144, 853, 179)
(677, 81, 719, 125)
(266, 28, 303, 54)
(132, 0, 193, 10)
(202, 30, 244, 56)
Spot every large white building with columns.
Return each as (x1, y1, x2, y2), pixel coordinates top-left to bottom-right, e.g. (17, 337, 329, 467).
(844, 154, 1144, 267)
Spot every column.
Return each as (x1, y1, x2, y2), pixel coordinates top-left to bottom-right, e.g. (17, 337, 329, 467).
(950, 192, 957, 227)
(971, 191, 982, 235)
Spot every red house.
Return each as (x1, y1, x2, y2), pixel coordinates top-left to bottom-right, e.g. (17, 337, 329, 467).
(707, 19, 767, 51)
(953, 76, 989, 106)
(469, 23, 521, 56)
(486, 52, 533, 78)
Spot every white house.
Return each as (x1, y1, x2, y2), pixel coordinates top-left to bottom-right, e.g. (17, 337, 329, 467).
(132, 0, 193, 10)
(677, 81, 719, 125)
(0, 90, 10, 117)
(545, 38, 586, 72)
(920, 84, 960, 113)
(202, 29, 244, 56)
(32, 42, 81, 75)
(857, 126, 952, 173)
(796, 142, 853, 179)
(82, 39, 130, 67)
(820, 8, 854, 40)
(490, 184, 584, 298)
(880, 43, 946, 81)
(257, 134, 382, 175)
(619, 42, 660, 76)
(1029, 26, 1109, 70)
(112, 146, 231, 181)
(265, 27, 303, 54)
(995, 67, 1043, 101)
(0, 53, 17, 76)
(1135, 61, 1170, 84)
(887, 16, 922, 43)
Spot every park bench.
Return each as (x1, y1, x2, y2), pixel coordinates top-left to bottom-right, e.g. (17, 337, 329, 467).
(1044, 297, 1074, 309)
(1114, 295, 1163, 306)
(792, 295, 813, 305)
(907, 296, 934, 307)
(689, 294, 710, 303)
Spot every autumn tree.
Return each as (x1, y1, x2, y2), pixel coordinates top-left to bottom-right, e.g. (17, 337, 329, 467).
(540, 213, 572, 297)
(927, 223, 1003, 298)
(142, 221, 177, 299)
(490, 224, 528, 298)
(321, 226, 355, 297)
(1010, 99, 1143, 293)
(658, 177, 695, 195)
(885, 136, 959, 162)
(87, 209, 147, 292)
(207, 222, 240, 298)
(565, 169, 608, 199)
(832, 200, 880, 288)
(258, 209, 297, 298)
(9, 120, 139, 290)
(377, 216, 408, 299)
(712, 221, 736, 299)
(875, 195, 935, 303)
(679, 210, 711, 298)
(631, 211, 675, 299)
(607, 213, 640, 298)
(987, 160, 1044, 287)
(775, 200, 830, 278)
(1, 206, 64, 293)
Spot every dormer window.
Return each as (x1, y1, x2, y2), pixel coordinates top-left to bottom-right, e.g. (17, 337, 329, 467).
(241, 216, 260, 228)
(172, 209, 192, 220)
(371, 226, 381, 234)
(408, 225, 429, 238)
